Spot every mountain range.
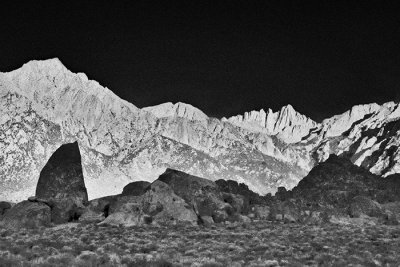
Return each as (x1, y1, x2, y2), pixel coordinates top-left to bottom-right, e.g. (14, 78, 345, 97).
(1, 58, 399, 202)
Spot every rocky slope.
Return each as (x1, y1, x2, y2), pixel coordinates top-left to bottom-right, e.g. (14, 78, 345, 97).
(0, 58, 399, 201)
(0, 59, 304, 201)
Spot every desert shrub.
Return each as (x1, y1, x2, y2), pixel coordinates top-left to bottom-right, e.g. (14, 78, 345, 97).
(129, 258, 173, 267)
(139, 243, 159, 254)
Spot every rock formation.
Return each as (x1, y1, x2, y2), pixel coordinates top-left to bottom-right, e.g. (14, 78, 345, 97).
(268, 155, 400, 224)
(82, 169, 251, 226)
(102, 180, 198, 226)
(35, 141, 88, 223)
(157, 168, 248, 223)
(1, 201, 51, 228)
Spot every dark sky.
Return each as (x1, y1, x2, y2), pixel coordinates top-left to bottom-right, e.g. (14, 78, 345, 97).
(1, 1, 400, 121)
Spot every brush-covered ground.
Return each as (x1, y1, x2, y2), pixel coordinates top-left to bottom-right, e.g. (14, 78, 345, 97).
(0, 221, 400, 267)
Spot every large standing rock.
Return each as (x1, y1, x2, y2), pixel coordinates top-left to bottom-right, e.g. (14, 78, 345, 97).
(1, 201, 51, 228)
(121, 181, 150, 196)
(101, 180, 197, 226)
(35, 142, 88, 223)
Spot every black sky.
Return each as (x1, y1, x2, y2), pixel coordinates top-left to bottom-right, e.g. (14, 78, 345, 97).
(1, 1, 400, 121)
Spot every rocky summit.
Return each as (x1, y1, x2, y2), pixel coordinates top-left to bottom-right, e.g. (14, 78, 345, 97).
(1, 59, 400, 202)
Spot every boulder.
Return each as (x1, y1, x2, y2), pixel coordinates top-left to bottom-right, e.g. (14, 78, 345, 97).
(199, 216, 214, 226)
(269, 200, 300, 223)
(142, 181, 197, 224)
(251, 205, 270, 219)
(275, 187, 290, 201)
(0, 201, 12, 215)
(157, 168, 236, 223)
(121, 181, 151, 196)
(101, 181, 198, 226)
(35, 142, 88, 223)
(1, 201, 51, 228)
(79, 195, 118, 223)
(349, 196, 386, 218)
(221, 192, 249, 214)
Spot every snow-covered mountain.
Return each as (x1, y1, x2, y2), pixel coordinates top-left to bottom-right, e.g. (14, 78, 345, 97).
(0, 58, 399, 202)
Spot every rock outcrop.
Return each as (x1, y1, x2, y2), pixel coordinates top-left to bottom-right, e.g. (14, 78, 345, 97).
(79, 195, 118, 223)
(35, 142, 88, 223)
(269, 155, 400, 224)
(101, 180, 198, 226)
(1, 201, 51, 228)
(215, 179, 265, 205)
(291, 155, 400, 205)
(157, 168, 248, 223)
(90, 169, 252, 226)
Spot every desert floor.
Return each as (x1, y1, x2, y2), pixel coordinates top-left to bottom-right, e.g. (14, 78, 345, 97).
(1, 221, 399, 266)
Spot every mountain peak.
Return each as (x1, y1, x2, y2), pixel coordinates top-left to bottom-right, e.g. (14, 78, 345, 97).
(143, 102, 208, 122)
(8, 58, 68, 75)
(226, 104, 318, 143)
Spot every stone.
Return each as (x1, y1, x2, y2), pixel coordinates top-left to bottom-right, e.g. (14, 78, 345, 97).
(349, 196, 386, 218)
(215, 179, 264, 205)
(1, 201, 51, 228)
(0, 201, 11, 215)
(35, 142, 88, 223)
(121, 181, 151, 196)
(79, 195, 118, 223)
(234, 214, 251, 223)
(157, 168, 233, 222)
(221, 192, 249, 214)
(212, 210, 229, 223)
(101, 180, 198, 226)
(269, 200, 300, 223)
(200, 216, 214, 226)
(252, 205, 270, 219)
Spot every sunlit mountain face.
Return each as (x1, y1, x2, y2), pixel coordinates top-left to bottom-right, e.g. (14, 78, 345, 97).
(1, 59, 399, 202)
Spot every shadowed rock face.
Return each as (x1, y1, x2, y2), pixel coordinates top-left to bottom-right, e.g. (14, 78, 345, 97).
(121, 181, 151, 196)
(291, 155, 400, 207)
(0, 201, 11, 216)
(215, 179, 265, 205)
(35, 142, 88, 223)
(267, 155, 400, 224)
(36, 142, 88, 200)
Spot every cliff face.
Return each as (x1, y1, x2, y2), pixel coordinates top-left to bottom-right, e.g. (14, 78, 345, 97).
(0, 58, 399, 202)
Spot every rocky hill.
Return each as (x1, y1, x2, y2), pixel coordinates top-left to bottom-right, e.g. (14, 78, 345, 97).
(0, 58, 399, 201)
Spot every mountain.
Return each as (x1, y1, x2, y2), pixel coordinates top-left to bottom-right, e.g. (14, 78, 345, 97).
(0, 58, 399, 202)
(225, 104, 318, 143)
(305, 102, 400, 177)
